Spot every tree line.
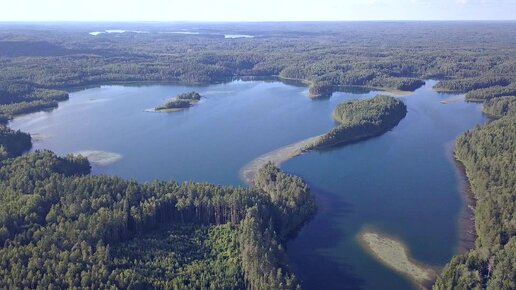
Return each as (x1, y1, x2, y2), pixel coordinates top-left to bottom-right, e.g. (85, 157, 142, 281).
(156, 91, 202, 111)
(0, 138, 315, 289)
(434, 105, 515, 290)
(306, 95, 407, 149)
(483, 96, 516, 118)
(1, 22, 515, 122)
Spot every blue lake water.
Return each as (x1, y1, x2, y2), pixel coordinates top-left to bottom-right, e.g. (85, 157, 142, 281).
(9, 80, 485, 289)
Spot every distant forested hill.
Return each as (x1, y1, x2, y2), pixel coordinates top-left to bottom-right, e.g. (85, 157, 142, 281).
(0, 22, 515, 122)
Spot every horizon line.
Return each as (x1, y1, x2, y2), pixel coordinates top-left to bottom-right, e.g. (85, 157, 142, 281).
(1, 19, 516, 23)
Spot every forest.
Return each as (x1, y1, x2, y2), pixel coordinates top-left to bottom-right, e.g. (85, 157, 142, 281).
(0, 22, 515, 289)
(482, 96, 516, 119)
(306, 95, 407, 149)
(0, 125, 31, 158)
(434, 106, 515, 290)
(0, 125, 315, 289)
(156, 91, 202, 111)
(0, 22, 515, 122)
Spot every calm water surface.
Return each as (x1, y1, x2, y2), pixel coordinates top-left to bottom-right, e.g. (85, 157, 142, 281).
(9, 80, 485, 289)
(11, 80, 371, 185)
(283, 81, 485, 289)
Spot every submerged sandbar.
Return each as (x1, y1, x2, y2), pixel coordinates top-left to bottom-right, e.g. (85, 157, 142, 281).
(359, 230, 437, 289)
(73, 150, 122, 166)
(239, 135, 321, 185)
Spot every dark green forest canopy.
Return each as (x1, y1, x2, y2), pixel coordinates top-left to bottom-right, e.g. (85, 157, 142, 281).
(156, 99, 193, 110)
(0, 141, 314, 289)
(482, 96, 516, 118)
(0, 125, 31, 158)
(156, 91, 202, 111)
(307, 95, 407, 149)
(332, 95, 406, 124)
(0, 22, 515, 121)
(434, 112, 515, 290)
(176, 91, 201, 101)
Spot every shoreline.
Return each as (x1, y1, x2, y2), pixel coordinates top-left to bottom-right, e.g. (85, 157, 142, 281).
(444, 140, 477, 254)
(72, 150, 122, 166)
(358, 229, 438, 290)
(453, 156, 477, 254)
(239, 130, 403, 186)
(239, 135, 322, 186)
(5, 77, 423, 126)
(8, 76, 481, 289)
(145, 107, 185, 113)
(271, 75, 415, 97)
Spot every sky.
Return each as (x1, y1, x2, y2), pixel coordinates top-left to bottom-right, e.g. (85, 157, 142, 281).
(1, 0, 515, 22)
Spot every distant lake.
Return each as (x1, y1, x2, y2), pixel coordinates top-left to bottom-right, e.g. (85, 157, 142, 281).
(224, 34, 254, 38)
(89, 30, 254, 39)
(9, 80, 485, 290)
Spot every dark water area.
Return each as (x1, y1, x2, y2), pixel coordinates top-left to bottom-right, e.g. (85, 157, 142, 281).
(283, 81, 485, 289)
(9, 80, 485, 289)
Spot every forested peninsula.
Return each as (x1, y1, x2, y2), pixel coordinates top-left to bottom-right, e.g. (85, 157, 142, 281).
(240, 95, 406, 186)
(306, 95, 407, 150)
(0, 121, 316, 289)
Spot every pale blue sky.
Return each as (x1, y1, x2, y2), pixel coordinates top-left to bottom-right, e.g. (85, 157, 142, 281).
(1, 0, 515, 21)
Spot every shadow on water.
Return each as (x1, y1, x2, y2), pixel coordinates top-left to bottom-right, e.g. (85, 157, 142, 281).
(334, 86, 374, 95)
(286, 183, 366, 290)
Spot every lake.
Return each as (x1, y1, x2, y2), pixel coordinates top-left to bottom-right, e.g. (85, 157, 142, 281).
(9, 79, 485, 289)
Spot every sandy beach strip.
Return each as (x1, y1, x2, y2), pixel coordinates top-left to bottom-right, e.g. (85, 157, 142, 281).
(359, 230, 437, 289)
(239, 135, 322, 185)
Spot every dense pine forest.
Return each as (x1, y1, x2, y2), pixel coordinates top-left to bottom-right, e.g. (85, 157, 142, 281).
(156, 91, 202, 111)
(306, 95, 407, 149)
(0, 138, 315, 289)
(434, 101, 515, 290)
(0, 22, 515, 289)
(482, 96, 516, 118)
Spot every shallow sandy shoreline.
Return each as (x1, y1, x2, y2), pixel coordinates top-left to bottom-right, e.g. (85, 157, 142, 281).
(30, 132, 50, 142)
(453, 156, 478, 253)
(239, 135, 322, 185)
(444, 140, 477, 253)
(359, 230, 437, 289)
(439, 99, 463, 104)
(239, 129, 395, 186)
(72, 150, 122, 166)
(144, 107, 185, 113)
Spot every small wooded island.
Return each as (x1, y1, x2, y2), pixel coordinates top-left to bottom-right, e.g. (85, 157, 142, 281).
(306, 95, 407, 150)
(155, 91, 202, 112)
